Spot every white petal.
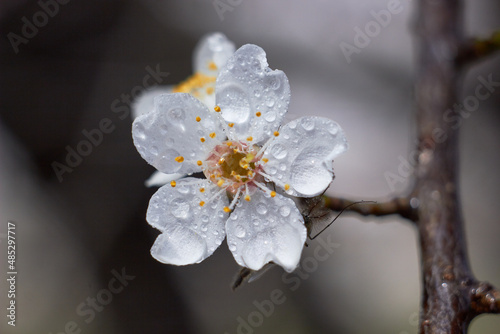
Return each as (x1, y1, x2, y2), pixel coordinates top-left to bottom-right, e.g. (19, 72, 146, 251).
(132, 93, 225, 175)
(144, 171, 184, 187)
(263, 117, 348, 197)
(147, 178, 229, 265)
(193, 32, 235, 75)
(216, 44, 290, 143)
(131, 86, 173, 119)
(226, 190, 306, 272)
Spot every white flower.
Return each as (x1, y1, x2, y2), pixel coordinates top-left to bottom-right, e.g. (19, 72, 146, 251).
(132, 44, 348, 273)
(132, 32, 235, 187)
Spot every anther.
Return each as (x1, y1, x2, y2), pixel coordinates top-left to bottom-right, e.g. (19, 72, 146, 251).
(199, 188, 205, 193)
(274, 131, 280, 137)
(199, 201, 205, 207)
(228, 123, 234, 127)
(175, 156, 184, 163)
(256, 111, 261, 117)
(170, 181, 176, 187)
(197, 160, 203, 166)
(200, 137, 206, 142)
(247, 136, 253, 141)
(208, 61, 217, 70)
(214, 106, 221, 112)
(270, 191, 277, 198)
(244, 195, 251, 201)
(223, 206, 231, 213)
(217, 179, 225, 187)
(284, 184, 290, 191)
(209, 132, 216, 138)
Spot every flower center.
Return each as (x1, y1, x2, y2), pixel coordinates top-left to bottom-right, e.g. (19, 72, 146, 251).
(173, 72, 216, 97)
(203, 141, 262, 193)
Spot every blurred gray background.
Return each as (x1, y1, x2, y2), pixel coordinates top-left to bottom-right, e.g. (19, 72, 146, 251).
(0, 0, 499, 333)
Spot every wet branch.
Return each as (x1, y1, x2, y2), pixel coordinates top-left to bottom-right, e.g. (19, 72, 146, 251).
(324, 196, 416, 221)
(323, 1, 499, 333)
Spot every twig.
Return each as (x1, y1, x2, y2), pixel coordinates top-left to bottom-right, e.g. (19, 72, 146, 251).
(324, 196, 416, 221)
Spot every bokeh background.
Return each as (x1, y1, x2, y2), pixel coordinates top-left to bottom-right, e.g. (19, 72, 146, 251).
(0, 0, 499, 333)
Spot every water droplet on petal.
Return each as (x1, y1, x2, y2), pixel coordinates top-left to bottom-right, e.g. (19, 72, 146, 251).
(279, 206, 291, 217)
(170, 198, 190, 218)
(235, 225, 246, 238)
(150, 146, 158, 156)
(264, 111, 276, 122)
(270, 143, 288, 159)
(301, 118, 315, 131)
(256, 203, 268, 215)
(266, 98, 275, 108)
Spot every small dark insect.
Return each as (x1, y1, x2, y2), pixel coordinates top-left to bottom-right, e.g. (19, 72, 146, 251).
(231, 190, 373, 290)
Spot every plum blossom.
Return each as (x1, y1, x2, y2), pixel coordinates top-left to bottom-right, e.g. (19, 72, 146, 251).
(132, 43, 348, 272)
(132, 32, 235, 186)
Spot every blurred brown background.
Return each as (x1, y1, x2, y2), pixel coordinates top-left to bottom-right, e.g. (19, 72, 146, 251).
(0, 0, 499, 333)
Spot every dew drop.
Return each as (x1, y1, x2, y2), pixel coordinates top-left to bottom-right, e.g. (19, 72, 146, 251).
(301, 118, 315, 131)
(266, 98, 275, 108)
(270, 143, 288, 159)
(264, 111, 276, 122)
(279, 206, 291, 217)
(134, 123, 146, 140)
(170, 198, 189, 218)
(252, 219, 260, 226)
(256, 203, 268, 215)
(235, 225, 246, 238)
(254, 89, 261, 98)
(150, 146, 159, 156)
(167, 107, 185, 124)
(229, 243, 237, 252)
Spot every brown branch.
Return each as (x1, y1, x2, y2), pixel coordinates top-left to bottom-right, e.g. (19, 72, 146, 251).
(470, 281, 500, 315)
(324, 196, 416, 221)
(413, 0, 500, 332)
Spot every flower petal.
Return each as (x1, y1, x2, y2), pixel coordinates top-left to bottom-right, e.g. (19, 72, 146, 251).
(193, 32, 235, 75)
(132, 93, 225, 175)
(147, 178, 229, 265)
(144, 171, 184, 187)
(263, 117, 348, 197)
(131, 86, 173, 120)
(226, 190, 306, 272)
(216, 44, 290, 143)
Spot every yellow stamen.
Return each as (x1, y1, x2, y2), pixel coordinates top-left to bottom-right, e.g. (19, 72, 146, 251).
(208, 61, 217, 70)
(197, 160, 203, 166)
(228, 123, 234, 128)
(247, 136, 253, 141)
(200, 137, 206, 143)
(226, 141, 233, 146)
(175, 156, 184, 163)
(244, 195, 251, 201)
(199, 201, 205, 207)
(209, 132, 216, 138)
(274, 131, 280, 137)
(262, 158, 269, 163)
(217, 179, 224, 187)
(170, 181, 176, 187)
(195, 116, 201, 122)
(284, 184, 290, 191)
(270, 191, 276, 198)
(199, 188, 205, 193)
(223, 206, 231, 213)
(214, 106, 221, 112)
(256, 111, 261, 117)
